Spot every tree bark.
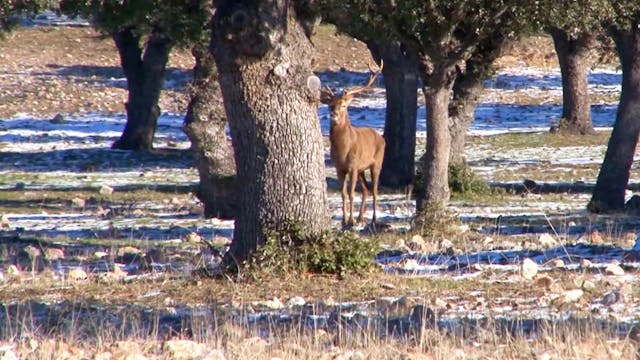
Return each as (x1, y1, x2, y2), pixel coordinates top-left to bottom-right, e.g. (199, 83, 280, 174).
(415, 65, 455, 215)
(212, 1, 329, 266)
(183, 45, 237, 219)
(449, 63, 484, 168)
(111, 27, 171, 151)
(549, 27, 596, 135)
(588, 24, 640, 213)
(448, 35, 509, 167)
(368, 41, 419, 189)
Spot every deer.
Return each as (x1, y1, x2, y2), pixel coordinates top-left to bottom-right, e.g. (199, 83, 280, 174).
(320, 61, 386, 227)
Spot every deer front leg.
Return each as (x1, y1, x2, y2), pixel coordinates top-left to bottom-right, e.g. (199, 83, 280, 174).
(357, 172, 368, 224)
(337, 170, 348, 226)
(347, 169, 358, 226)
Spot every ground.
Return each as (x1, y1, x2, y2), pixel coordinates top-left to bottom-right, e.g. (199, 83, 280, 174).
(0, 24, 639, 360)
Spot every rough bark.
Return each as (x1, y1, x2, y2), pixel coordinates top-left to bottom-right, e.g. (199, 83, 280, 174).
(415, 65, 456, 216)
(448, 64, 484, 168)
(588, 24, 640, 213)
(111, 27, 171, 151)
(368, 40, 419, 189)
(212, 1, 329, 266)
(449, 35, 509, 167)
(183, 45, 237, 219)
(549, 27, 596, 135)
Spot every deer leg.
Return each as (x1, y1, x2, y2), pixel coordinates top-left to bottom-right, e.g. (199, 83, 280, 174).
(348, 169, 358, 226)
(370, 165, 381, 223)
(357, 172, 369, 223)
(338, 170, 348, 226)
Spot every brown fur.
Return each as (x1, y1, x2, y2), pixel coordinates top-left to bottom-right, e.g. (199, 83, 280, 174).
(321, 64, 386, 226)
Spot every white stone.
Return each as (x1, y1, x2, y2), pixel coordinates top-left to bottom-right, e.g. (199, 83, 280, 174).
(99, 184, 114, 196)
(71, 197, 86, 208)
(185, 232, 202, 243)
(521, 258, 538, 280)
(555, 289, 583, 305)
(605, 263, 625, 276)
(537, 233, 558, 247)
(286, 296, 306, 307)
(67, 268, 88, 281)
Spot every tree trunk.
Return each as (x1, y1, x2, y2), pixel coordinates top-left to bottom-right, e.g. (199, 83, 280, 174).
(212, 1, 329, 266)
(549, 27, 596, 135)
(111, 27, 171, 151)
(368, 41, 419, 189)
(588, 24, 640, 213)
(183, 45, 237, 219)
(449, 64, 483, 167)
(415, 66, 455, 216)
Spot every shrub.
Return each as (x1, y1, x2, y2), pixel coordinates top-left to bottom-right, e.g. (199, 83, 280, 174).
(247, 226, 379, 278)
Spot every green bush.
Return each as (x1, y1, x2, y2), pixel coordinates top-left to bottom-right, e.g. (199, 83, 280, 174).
(248, 227, 379, 277)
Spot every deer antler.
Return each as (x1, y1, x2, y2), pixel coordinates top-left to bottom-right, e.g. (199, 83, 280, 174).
(343, 60, 384, 98)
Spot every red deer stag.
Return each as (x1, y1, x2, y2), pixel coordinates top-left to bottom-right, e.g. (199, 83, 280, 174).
(320, 62, 386, 226)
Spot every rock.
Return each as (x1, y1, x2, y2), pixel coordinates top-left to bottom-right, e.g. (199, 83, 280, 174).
(439, 238, 454, 251)
(521, 258, 538, 280)
(399, 259, 420, 271)
(601, 289, 622, 306)
(99, 185, 114, 196)
(163, 340, 225, 360)
(549, 258, 565, 268)
(589, 230, 604, 244)
(6, 265, 21, 281)
(0, 348, 18, 360)
(537, 233, 558, 248)
(523, 179, 537, 190)
(581, 280, 596, 291)
(50, 113, 65, 123)
(625, 194, 640, 214)
(93, 352, 113, 360)
(580, 259, 593, 268)
(407, 235, 428, 252)
(67, 268, 88, 282)
(286, 296, 306, 307)
(260, 297, 284, 310)
(555, 289, 583, 306)
(185, 232, 202, 244)
(605, 263, 625, 276)
(534, 274, 554, 290)
(71, 197, 86, 208)
(44, 247, 64, 260)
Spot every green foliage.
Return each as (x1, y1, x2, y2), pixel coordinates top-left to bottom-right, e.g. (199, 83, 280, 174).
(60, 0, 210, 47)
(247, 227, 379, 278)
(448, 162, 490, 195)
(0, 0, 48, 32)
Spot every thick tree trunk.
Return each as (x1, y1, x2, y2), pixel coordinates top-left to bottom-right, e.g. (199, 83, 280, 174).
(588, 25, 640, 213)
(183, 45, 237, 219)
(368, 41, 419, 189)
(111, 28, 171, 151)
(549, 27, 595, 135)
(415, 66, 455, 217)
(212, 1, 329, 265)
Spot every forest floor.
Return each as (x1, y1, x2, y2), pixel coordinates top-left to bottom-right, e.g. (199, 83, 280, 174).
(0, 23, 639, 359)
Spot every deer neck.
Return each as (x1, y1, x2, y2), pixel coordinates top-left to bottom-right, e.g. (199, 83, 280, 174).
(330, 114, 356, 161)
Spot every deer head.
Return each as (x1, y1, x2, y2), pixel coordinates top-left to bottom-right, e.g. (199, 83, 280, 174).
(320, 61, 383, 126)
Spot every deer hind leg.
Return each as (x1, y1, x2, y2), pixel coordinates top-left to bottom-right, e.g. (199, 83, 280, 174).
(357, 171, 369, 223)
(337, 170, 349, 226)
(370, 165, 381, 223)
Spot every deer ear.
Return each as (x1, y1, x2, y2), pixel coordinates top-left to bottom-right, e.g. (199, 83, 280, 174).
(319, 86, 334, 104)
